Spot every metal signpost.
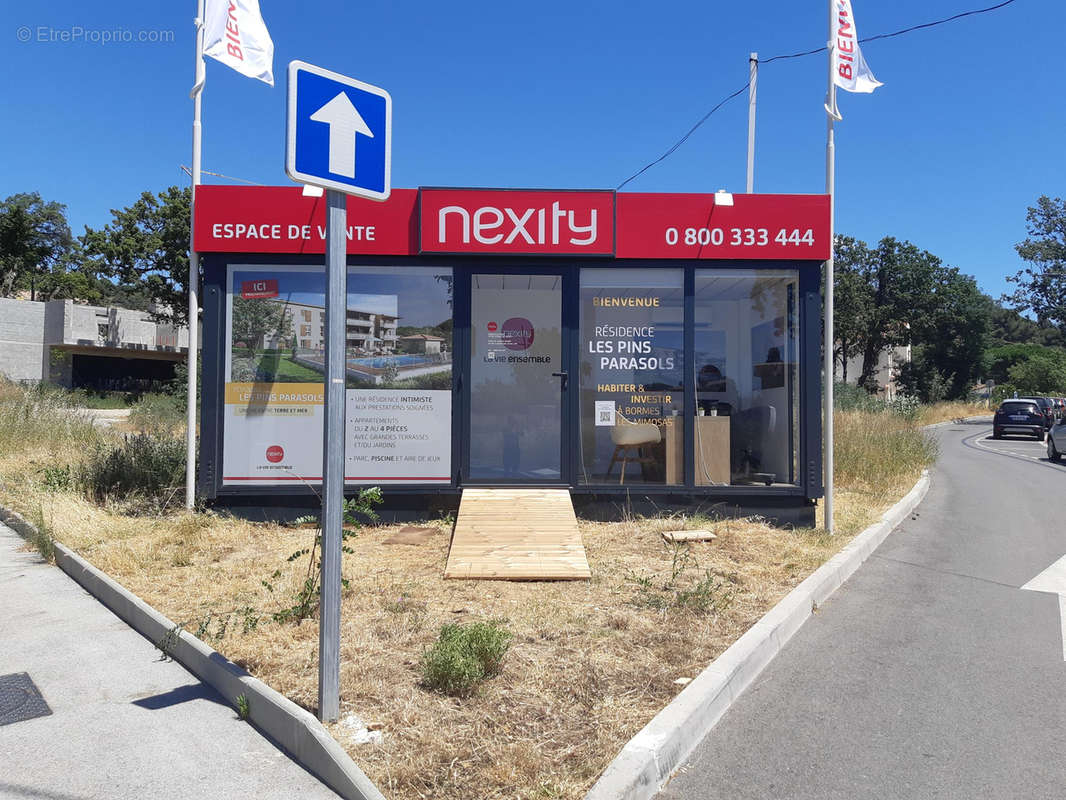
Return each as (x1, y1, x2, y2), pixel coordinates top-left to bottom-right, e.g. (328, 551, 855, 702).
(285, 60, 392, 722)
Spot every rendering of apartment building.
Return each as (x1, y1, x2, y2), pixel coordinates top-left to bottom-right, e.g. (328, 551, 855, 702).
(270, 300, 398, 353)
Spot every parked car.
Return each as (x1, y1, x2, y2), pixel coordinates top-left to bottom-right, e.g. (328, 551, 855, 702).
(993, 399, 1046, 440)
(1034, 397, 1057, 430)
(1048, 415, 1066, 462)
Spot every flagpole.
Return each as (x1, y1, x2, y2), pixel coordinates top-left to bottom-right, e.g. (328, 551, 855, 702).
(186, 0, 205, 511)
(824, 0, 837, 534)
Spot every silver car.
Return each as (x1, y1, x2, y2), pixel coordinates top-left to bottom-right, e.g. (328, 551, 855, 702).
(1048, 415, 1066, 462)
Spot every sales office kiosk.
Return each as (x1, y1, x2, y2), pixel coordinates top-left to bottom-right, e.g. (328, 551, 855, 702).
(194, 187, 830, 525)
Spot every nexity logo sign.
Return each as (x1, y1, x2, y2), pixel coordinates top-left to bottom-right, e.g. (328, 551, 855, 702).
(419, 189, 615, 255)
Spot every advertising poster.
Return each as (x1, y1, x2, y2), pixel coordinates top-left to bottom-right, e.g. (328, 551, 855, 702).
(578, 270, 684, 484)
(222, 265, 453, 486)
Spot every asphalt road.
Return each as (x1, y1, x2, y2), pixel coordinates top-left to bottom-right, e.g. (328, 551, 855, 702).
(659, 419, 1066, 800)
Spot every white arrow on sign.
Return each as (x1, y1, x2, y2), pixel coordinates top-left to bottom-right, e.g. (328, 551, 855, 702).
(1021, 553, 1066, 660)
(309, 91, 373, 179)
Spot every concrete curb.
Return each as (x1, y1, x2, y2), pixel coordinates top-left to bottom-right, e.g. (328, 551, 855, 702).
(0, 506, 385, 800)
(584, 469, 931, 800)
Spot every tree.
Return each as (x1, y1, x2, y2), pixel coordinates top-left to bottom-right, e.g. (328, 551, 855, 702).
(985, 343, 1056, 384)
(832, 235, 875, 382)
(988, 303, 1065, 348)
(832, 236, 942, 391)
(1005, 196, 1066, 334)
(231, 297, 292, 352)
(896, 269, 990, 401)
(1007, 350, 1066, 394)
(81, 186, 192, 325)
(0, 193, 74, 300)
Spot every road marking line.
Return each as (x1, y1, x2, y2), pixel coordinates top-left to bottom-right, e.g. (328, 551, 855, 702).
(1021, 553, 1066, 661)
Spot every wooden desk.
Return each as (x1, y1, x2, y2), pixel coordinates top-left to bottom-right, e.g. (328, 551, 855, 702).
(663, 416, 731, 485)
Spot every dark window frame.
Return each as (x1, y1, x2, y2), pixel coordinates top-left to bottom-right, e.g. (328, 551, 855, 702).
(198, 254, 824, 503)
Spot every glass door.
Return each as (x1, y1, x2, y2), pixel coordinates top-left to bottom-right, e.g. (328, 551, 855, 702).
(467, 272, 567, 483)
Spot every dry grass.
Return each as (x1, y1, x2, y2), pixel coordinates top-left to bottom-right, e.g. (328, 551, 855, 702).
(0, 380, 942, 800)
(915, 400, 989, 427)
(6, 492, 843, 800)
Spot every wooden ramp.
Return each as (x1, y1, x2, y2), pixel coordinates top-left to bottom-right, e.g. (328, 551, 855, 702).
(444, 488, 591, 581)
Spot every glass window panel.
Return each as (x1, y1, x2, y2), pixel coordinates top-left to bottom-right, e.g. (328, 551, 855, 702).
(469, 273, 562, 481)
(222, 265, 453, 487)
(579, 269, 684, 485)
(694, 269, 799, 486)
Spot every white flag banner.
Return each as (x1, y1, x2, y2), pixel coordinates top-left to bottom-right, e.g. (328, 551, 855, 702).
(203, 0, 275, 86)
(832, 0, 882, 94)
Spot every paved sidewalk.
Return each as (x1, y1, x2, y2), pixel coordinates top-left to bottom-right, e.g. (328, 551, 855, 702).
(0, 521, 340, 800)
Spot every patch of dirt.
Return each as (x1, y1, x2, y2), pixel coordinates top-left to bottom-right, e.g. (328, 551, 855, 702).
(383, 526, 441, 546)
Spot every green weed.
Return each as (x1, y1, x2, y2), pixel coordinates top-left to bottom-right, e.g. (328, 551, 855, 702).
(38, 464, 74, 493)
(156, 624, 183, 661)
(420, 620, 513, 697)
(128, 393, 185, 436)
(628, 543, 735, 615)
(235, 693, 250, 721)
(262, 487, 382, 625)
(28, 505, 56, 563)
(79, 433, 185, 508)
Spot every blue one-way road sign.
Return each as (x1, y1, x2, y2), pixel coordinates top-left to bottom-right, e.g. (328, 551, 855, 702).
(286, 60, 391, 201)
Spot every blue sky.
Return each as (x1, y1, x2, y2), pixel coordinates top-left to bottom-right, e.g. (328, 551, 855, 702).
(1, 0, 1061, 301)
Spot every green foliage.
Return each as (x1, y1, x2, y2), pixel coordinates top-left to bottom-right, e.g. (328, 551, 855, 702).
(262, 487, 383, 625)
(28, 505, 56, 563)
(990, 383, 1020, 404)
(80, 186, 192, 325)
(236, 350, 322, 383)
(833, 382, 922, 419)
(166, 360, 201, 410)
(1005, 196, 1066, 335)
(833, 236, 990, 400)
(1007, 352, 1066, 395)
(155, 624, 183, 661)
(235, 694, 250, 721)
(70, 389, 137, 409)
(420, 621, 513, 697)
(834, 411, 940, 491)
(39, 464, 74, 492)
(988, 304, 1065, 348)
(984, 343, 1066, 397)
(0, 379, 101, 456)
(231, 296, 293, 353)
(0, 192, 74, 300)
(80, 433, 185, 505)
(896, 348, 952, 404)
(987, 343, 1044, 383)
(128, 393, 185, 436)
(628, 543, 736, 615)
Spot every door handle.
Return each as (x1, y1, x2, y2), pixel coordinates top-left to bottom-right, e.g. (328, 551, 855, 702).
(551, 371, 568, 390)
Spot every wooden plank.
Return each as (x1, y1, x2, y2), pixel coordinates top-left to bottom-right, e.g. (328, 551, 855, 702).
(444, 488, 591, 581)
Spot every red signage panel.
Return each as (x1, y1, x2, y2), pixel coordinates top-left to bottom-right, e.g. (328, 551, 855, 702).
(419, 188, 615, 255)
(239, 278, 279, 299)
(616, 193, 831, 260)
(193, 186, 418, 254)
(194, 186, 828, 261)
